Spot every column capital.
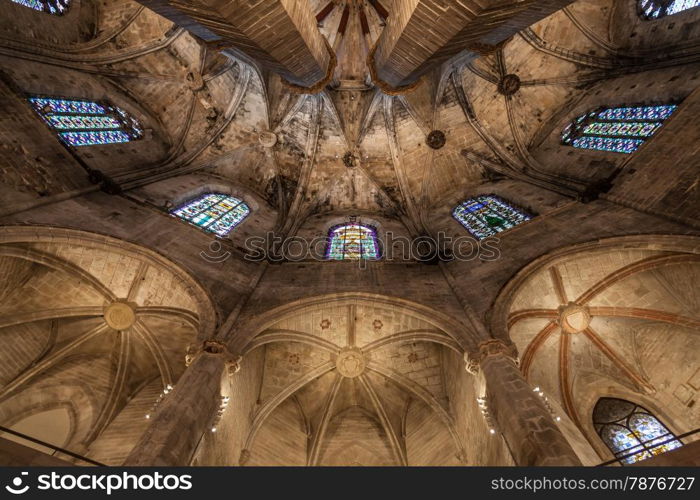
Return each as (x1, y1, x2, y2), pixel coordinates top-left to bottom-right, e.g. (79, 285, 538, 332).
(464, 339, 519, 375)
(186, 339, 241, 376)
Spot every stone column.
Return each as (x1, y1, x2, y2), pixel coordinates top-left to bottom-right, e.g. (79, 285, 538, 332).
(466, 339, 581, 466)
(123, 341, 240, 466)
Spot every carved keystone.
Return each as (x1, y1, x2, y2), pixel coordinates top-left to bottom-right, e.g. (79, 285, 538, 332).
(335, 347, 366, 378)
(104, 301, 136, 331)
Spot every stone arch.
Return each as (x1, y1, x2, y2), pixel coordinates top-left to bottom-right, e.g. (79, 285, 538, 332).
(574, 380, 691, 462)
(0, 225, 219, 457)
(0, 225, 217, 336)
(490, 233, 700, 462)
(490, 234, 700, 341)
(167, 176, 264, 215)
(229, 293, 474, 466)
(231, 292, 478, 352)
(4, 407, 74, 452)
(0, 379, 99, 451)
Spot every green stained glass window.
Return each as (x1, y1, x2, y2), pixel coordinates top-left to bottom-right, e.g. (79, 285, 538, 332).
(453, 195, 531, 240)
(171, 193, 250, 236)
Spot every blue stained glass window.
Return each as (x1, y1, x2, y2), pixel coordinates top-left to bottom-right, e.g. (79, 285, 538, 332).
(639, 0, 700, 19)
(326, 220, 380, 260)
(171, 193, 250, 236)
(28, 96, 143, 147)
(452, 195, 531, 240)
(10, 0, 70, 15)
(561, 105, 677, 154)
(593, 398, 683, 465)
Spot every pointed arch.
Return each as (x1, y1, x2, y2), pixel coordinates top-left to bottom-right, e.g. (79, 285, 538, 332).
(593, 397, 683, 464)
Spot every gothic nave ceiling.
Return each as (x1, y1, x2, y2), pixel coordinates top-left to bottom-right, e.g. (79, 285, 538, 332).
(0, 0, 699, 469)
(3, 0, 698, 235)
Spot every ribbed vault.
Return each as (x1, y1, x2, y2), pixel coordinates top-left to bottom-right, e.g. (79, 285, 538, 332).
(496, 235, 700, 454)
(237, 300, 468, 466)
(4, 0, 698, 234)
(0, 227, 214, 463)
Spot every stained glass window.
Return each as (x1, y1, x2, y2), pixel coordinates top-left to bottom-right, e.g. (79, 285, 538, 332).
(326, 220, 380, 260)
(561, 104, 677, 154)
(639, 0, 700, 19)
(452, 195, 531, 240)
(171, 193, 250, 236)
(10, 0, 70, 15)
(28, 96, 143, 147)
(593, 398, 683, 465)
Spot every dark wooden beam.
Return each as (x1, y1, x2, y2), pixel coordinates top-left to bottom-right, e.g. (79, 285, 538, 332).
(368, 0, 388, 20)
(373, 0, 577, 87)
(359, 6, 370, 35)
(316, 1, 336, 23)
(338, 5, 351, 36)
(134, 0, 330, 88)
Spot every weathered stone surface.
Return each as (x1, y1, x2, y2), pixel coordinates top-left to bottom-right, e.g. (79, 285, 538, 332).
(480, 354, 581, 466)
(0, 0, 697, 468)
(134, 0, 330, 87)
(124, 352, 226, 466)
(373, 0, 578, 86)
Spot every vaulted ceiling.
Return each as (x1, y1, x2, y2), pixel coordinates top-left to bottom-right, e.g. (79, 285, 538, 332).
(5, 0, 697, 237)
(239, 300, 466, 466)
(504, 242, 700, 436)
(0, 227, 211, 462)
(0, 0, 699, 467)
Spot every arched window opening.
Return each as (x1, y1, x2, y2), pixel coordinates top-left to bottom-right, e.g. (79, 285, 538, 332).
(171, 193, 250, 236)
(639, 0, 700, 19)
(561, 104, 677, 154)
(452, 195, 531, 240)
(326, 220, 380, 260)
(593, 397, 683, 465)
(28, 96, 143, 146)
(10, 0, 70, 15)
